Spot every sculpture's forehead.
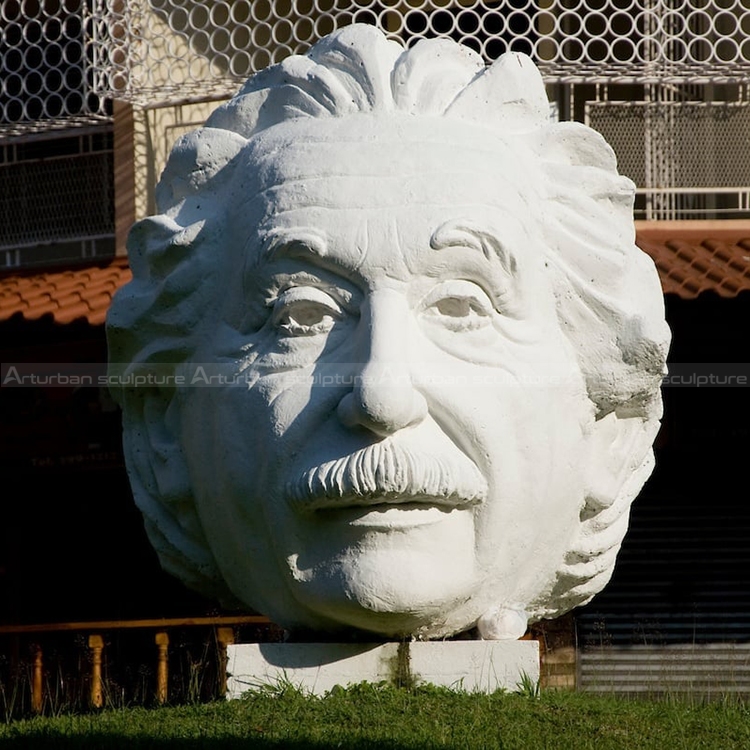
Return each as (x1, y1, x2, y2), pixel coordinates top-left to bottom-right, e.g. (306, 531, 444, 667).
(247, 113, 529, 192)
(241, 113, 537, 207)
(231, 115, 543, 280)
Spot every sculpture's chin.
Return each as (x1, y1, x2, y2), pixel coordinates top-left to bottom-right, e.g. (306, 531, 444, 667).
(280, 508, 480, 637)
(285, 581, 477, 639)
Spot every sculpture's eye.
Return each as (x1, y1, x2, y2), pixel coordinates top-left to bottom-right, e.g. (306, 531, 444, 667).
(272, 286, 344, 337)
(421, 280, 494, 332)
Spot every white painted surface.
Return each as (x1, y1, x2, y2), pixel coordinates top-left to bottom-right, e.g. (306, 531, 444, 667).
(109, 25, 670, 640)
(227, 641, 540, 697)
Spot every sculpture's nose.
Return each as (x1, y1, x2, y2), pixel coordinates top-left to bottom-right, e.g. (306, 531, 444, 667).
(337, 289, 428, 438)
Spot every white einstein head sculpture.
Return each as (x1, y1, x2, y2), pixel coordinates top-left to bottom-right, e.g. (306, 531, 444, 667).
(107, 26, 670, 640)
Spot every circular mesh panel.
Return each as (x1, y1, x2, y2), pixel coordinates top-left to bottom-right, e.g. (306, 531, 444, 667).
(2, 1, 749, 121)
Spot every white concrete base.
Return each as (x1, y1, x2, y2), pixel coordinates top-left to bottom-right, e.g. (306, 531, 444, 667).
(227, 640, 539, 697)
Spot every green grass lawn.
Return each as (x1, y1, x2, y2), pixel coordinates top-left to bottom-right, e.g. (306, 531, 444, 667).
(1, 684, 747, 749)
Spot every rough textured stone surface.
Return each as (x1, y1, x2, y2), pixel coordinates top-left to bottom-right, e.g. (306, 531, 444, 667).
(227, 641, 540, 697)
(108, 26, 670, 640)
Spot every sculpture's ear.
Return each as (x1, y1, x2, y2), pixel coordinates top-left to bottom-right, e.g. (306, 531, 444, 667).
(120, 387, 224, 597)
(583, 411, 661, 518)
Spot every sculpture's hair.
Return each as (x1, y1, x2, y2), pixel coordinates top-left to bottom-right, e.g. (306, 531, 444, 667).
(107, 26, 670, 621)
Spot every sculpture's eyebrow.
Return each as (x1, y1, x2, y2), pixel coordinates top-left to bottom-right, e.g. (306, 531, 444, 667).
(252, 226, 360, 304)
(261, 228, 329, 262)
(429, 219, 518, 279)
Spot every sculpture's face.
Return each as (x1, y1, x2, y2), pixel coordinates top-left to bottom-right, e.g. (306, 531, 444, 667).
(179, 116, 595, 636)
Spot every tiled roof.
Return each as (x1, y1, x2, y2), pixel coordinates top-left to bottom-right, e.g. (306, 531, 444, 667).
(0, 224, 748, 327)
(636, 221, 750, 298)
(0, 258, 131, 326)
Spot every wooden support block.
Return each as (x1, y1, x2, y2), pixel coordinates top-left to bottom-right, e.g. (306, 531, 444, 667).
(88, 634, 104, 709)
(155, 631, 169, 705)
(31, 644, 43, 714)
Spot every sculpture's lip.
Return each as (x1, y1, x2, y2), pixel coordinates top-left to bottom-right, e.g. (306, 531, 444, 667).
(295, 492, 480, 513)
(338, 502, 465, 530)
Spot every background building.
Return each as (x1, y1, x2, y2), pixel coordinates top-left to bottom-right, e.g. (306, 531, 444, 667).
(1, 1, 748, 705)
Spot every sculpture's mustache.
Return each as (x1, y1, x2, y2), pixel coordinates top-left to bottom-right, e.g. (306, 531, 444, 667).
(287, 440, 487, 512)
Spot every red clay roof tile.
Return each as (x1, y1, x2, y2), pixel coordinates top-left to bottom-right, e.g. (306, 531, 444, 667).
(0, 258, 132, 326)
(636, 221, 749, 298)
(25, 300, 60, 319)
(55, 301, 95, 325)
(0, 293, 23, 310)
(86, 309, 109, 326)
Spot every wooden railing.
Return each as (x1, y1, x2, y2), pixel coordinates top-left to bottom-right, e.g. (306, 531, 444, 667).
(0, 616, 271, 712)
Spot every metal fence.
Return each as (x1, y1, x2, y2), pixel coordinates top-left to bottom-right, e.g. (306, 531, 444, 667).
(1, 1, 748, 229)
(1, 1, 111, 135)
(587, 99, 750, 219)
(2, 0, 748, 124)
(0, 129, 115, 268)
(96, 0, 750, 102)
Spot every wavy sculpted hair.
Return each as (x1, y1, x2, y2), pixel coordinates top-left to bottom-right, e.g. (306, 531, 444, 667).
(107, 25, 670, 624)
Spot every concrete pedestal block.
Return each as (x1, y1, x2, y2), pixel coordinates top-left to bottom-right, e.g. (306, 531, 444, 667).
(227, 640, 540, 697)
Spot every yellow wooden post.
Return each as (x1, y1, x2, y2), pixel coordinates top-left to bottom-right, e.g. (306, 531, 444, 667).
(31, 644, 43, 714)
(155, 631, 169, 704)
(216, 626, 235, 697)
(88, 634, 104, 708)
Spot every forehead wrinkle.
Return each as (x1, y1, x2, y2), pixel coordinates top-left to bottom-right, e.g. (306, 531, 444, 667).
(390, 216, 414, 278)
(350, 216, 369, 272)
(251, 119, 518, 163)
(348, 214, 408, 281)
(254, 173, 514, 195)
(254, 190, 530, 213)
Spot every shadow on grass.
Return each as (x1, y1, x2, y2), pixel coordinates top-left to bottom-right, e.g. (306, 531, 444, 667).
(0, 737, 421, 750)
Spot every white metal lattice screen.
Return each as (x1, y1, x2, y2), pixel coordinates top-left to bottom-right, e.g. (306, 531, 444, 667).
(0, 1, 113, 134)
(105, 0, 750, 102)
(3, 0, 748, 122)
(2, 2, 749, 225)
